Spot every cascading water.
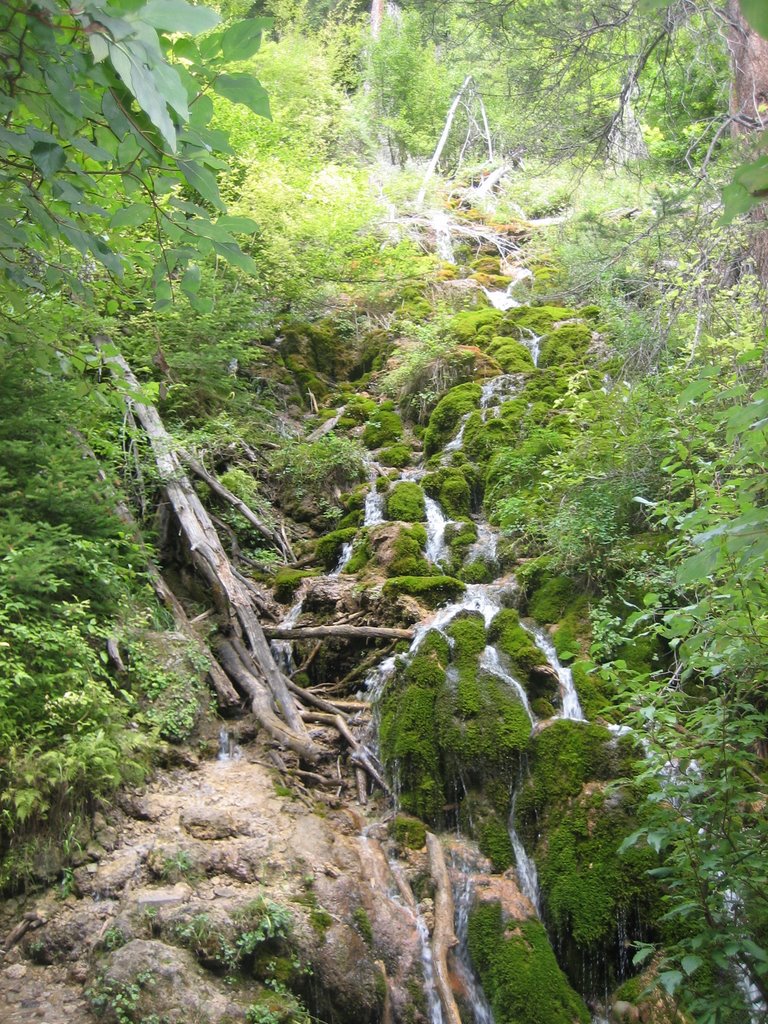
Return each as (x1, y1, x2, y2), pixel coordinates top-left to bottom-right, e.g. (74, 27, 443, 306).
(429, 210, 456, 264)
(331, 540, 354, 575)
(524, 623, 585, 721)
(363, 459, 385, 526)
(270, 595, 304, 674)
(425, 495, 451, 564)
(507, 788, 541, 915)
(479, 645, 535, 726)
(482, 285, 519, 311)
(217, 727, 242, 762)
(452, 855, 495, 1024)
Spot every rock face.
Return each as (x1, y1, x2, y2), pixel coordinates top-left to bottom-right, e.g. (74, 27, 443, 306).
(0, 755, 431, 1024)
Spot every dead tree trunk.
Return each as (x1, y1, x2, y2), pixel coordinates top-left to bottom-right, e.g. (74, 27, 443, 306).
(727, 0, 768, 282)
(264, 624, 414, 641)
(416, 75, 473, 208)
(96, 336, 320, 760)
(425, 833, 462, 1024)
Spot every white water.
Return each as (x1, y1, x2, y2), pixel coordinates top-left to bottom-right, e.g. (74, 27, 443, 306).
(417, 913, 446, 1024)
(425, 496, 451, 564)
(443, 413, 471, 459)
(480, 645, 535, 726)
(331, 540, 354, 575)
(269, 596, 304, 674)
(483, 285, 519, 311)
(363, 459, 386, 526)
(467, 522, 499, 564)
(412, 584, 507, 648)
(216, 728, 242, 762)
(521, 329, 541, 367)
(480, 373, 520, 421)
(508, 789, 541, 914)
(452, 858, 495, 1024)
(430, 210, 456, 264)
(525, 623, 585, 721)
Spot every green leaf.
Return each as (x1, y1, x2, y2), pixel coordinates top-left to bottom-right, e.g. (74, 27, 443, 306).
(680, 955, 703, 976)
(111, 203, 153, 228)
(180, 263, 202, 295)
(217, 214, 259, 234)
(221, 17, 273, 61)
(140, 0, 221, 35)
(213, 73, 271, 118)
(632, 944, 655, 966)
(177, 159, 225, 210)
(658, 970, 683, 995)
(31, 141, 66, 178)
(740, 0, 768, 39)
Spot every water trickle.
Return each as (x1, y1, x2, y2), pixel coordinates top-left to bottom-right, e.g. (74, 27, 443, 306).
(467, 523, 499, 565)
(507, 789, 540, 914)
(217, 727, 242, 762)
(417, 912, 446, 1024)
(452, 855, 495, 1024)
(480, 374, 520, 419)
(480, 646, 535, 725)
(425, 496, 451, 564)
(525, 623, 585, 721)
(363, 460, 385, 527)
(412, 584, 507, 648)
(430, 210, 456, 264)
(269, 596, 304, 674)
(520, 329, 541, 367)
(330, 541, 354, 575)
(442, 413, 470, 461)
(482, 285, 519, 311)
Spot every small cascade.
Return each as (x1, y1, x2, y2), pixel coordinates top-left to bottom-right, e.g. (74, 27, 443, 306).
(520, 329, 541, 367)
(452, 856, 495, 1024)
(525, 623, 585, 721)
(363, 459, 385, 526)
(425, 495, 451, 564)
(482, 284, 519, 311)
(480, 374, 520, 421)
(442, 413, 471, 461)
(217, 727, 242, 762)
(417, 913, 446, 1024)
(412, 583, 507, 647)
(467, 522, 498, 564)
(430, 210, 456, 264)
(507, 789, 540, 914)
(330, 540, 354, 575)
(479, 645, 535, 726)
(269, 596, 304, 674)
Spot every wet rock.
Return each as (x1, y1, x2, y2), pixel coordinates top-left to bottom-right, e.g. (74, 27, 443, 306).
(131, 884, 192, 911)
(304, 922, 381, 1024)
(93, 939, 249, 1023)
(90, 849, 146, 898)
(180, 807, 240, 840)
(612, 1000, 641, 1022)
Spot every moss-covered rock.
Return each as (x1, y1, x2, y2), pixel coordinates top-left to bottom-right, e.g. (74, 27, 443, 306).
(315, 527, 359, 570)
(424, 382, 482, 457)
(486, 337, 535, 374)
(450, 308, 504, 345)
(382, 575, 465, 607)
(488, 610, 547, 676)
(362, 409, 403, 449)
(378, 443, 412, 468)
(391, 815, 427, 850)
(344, 396, 379, 424)
(500, 305, 579, 339)
(389, 525, 431, 577)
(273, 568, 316, 604)
(468, 904, 590, 1024)
(423, 467, 473, 519)
(538, 324, 592, 368)
(386, 481, 426, 522)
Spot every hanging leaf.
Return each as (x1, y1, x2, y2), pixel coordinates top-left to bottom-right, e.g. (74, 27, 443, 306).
(213, 73, 271, 118)
(180, 263, 202, 295)
(111, 203, 153, 229)
(140, 0, 221, 36)
(177, 159, 225, 210)
(221, 17, 273, 61)
(31, 141, 66, 178)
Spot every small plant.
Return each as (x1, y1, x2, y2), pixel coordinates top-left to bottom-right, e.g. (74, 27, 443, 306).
(102, 925, 128, 952)
(87, 970, 157, 1024)
(159, 849, 195, 882)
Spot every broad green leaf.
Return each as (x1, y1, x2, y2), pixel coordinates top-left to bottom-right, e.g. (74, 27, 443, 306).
(177, 159, 225, 210)
(658, 970, 683, 995)
(180, 263, 202, 295)
(217, 214, 259, 234)
(221, 18, 273, 61)
(632, 944, 655, 966)
(31, 141, 66, 178)
(740, 0, 768, 39)
(680, 955, 703, 976)
(212, 239, 258, 274)
(89, 31, 110, 63)
(140, 0, 220, 35)
(111, 203, 153, 228)
(213, 73, 271, 118)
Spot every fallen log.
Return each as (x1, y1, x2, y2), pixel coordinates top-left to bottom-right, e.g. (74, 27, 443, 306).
(218, 641, 320, 762)
(182, 450, 293, 562)
(96, 337, 316, 752)
(264, 624, 414, 641)
(426, 833, 462, 1024)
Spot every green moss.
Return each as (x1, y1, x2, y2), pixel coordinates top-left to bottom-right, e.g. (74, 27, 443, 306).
(273, 569, 316, 603)
(343, 396, 378, 423)
(362, 410, 404, 449)
(486, 337, 535, 374)
(468, 905, 590, 1024)
(488, 610, 546, 676)
(500, 304, 579, 338)
(424, 382, 482, 457)
(386, 481, 426, 522)
(538, 324, 592, 368)
(531, 697, 556, 718)
(315, 527, 358, 570)
(423, 467, 473, 519)
(471, 256, 502, 274)
(447, 614, 487, 666)
(390, 526, 431, 577)
(392, 815, 427, 850)
(450, 308, 503, 345)
(459, 560, 496, 584)
(478, 818, 515, 872)
(523, 719, 614, 812)
(445, 520, 478, 567)
(352, 906, 374, 947)
(379, 443, 412, 468)
(382, 575, 465, 607)
(527, 574, 575, 623)
(309, 906, 333, 936)
(345, 537, 371, 574)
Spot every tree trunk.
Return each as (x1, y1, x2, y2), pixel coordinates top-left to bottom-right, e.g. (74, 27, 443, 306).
(263, 624, 414, 641)
(425, 833, 462, 1024)
(727, 0, 768, 281)
(96, 337, 320, 758)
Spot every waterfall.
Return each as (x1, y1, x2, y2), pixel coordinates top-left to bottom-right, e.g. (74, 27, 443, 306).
(216, 727, 242, 762)
(269, 595, 304, 674)
(480, 374, 520, 421)
(482, 285, 519, 311)
(430, 210, 455, 264)
(525, 623, 585, 721)
(452, 855, 495, 1024)
(479, 645, 535, 726)
(425, 496, 451, 564)
(442, 413, 471, 462)
(331, 540, 354, 575)
(363, 459, 385, 526)
(507, 789, 541, 914)
(467, 523, 498, 564)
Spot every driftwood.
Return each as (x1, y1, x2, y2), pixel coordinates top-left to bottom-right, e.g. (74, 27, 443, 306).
(264, 624, 413, 641)
(425, 833, 462, 1024)
(73, 428, 240, 708)
(286, 678, 351, 718)
(218, 641, 319, 762)
(182, 450, 293, 562)
(96, 337, 317, 755)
